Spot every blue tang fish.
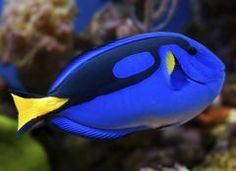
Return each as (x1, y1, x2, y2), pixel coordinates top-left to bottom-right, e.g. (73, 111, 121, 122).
(0, 64, 26, 91)
(11, 32, 225, 139)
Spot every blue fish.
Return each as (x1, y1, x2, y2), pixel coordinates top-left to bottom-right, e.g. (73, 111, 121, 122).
(0, 64, 26, 91)
(11, 32, 225, 139)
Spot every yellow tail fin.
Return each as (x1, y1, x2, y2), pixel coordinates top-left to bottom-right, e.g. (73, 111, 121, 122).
(11, 93, 69, 132)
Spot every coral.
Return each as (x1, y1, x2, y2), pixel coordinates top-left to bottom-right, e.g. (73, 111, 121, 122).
(197, 106, 230, 125)
(222, 80, 236, 107)
(83, 3, 139, 45)
(125, 0, 178, 32)
(193, 141, 236, 171)
(83, 0, 179, 45)
(0, 0, 77, 92)
(140, 164, 190, 171)
(0, 0, 76, 65)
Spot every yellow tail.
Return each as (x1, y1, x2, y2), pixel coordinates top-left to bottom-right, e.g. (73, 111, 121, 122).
(11, 93, 69, 132)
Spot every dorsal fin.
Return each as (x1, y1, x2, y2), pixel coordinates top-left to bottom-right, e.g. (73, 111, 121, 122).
(51, 117, 146, 140)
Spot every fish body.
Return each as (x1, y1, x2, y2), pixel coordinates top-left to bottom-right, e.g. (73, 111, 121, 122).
(11, 32, 225, 139)
(0, 64, 26, 91)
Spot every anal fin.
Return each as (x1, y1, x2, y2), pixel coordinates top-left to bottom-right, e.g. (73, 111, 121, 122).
(51, 117, 146, 140)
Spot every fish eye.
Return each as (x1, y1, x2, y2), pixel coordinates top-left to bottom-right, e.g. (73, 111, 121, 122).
(187, 46, 197, 55)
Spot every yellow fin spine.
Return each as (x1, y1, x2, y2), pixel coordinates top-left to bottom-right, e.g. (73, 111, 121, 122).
(166, 51, 176, 75)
